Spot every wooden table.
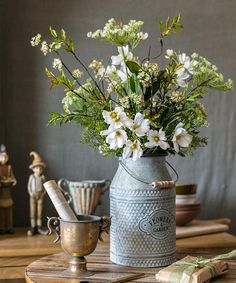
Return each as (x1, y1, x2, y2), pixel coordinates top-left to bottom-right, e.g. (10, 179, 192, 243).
(25, 232, 236, 283)
(0, 228, 62, 280)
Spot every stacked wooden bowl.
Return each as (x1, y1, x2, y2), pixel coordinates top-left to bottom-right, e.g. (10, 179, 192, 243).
(176, 184, 201, 226)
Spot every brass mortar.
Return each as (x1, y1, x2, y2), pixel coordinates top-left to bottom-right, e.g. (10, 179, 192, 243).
(47, 215, 111, 277)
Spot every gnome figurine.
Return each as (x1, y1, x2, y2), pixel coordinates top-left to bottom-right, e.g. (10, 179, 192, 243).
(27, 151, 48, 236)
(0, 144, 17, 234)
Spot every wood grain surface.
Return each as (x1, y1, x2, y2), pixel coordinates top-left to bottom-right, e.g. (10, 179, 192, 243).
(25, 233, 236, 283)
(176, 219, 229, 239)
(1, 227, 236, 281)
(0, 228, 62, 279)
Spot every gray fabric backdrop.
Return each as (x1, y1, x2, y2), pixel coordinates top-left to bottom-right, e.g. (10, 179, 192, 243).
(0, 0, 236, 232)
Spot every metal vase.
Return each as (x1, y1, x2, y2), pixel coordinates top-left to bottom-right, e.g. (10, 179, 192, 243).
(110, 155, 176, 267)
(58, 179, 110, 215)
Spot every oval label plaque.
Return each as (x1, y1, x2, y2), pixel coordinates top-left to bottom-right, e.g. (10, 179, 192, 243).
(139, 209, 174, 240)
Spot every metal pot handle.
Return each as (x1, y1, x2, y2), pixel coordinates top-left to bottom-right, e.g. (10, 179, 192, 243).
(47, 216, 60, 243)
(119, 160, 178, 188)
(58, 178, 72, 204)
(98, 216, 111, 241)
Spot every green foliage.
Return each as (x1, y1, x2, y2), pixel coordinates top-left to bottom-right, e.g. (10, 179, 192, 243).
(31, 15, 233, 158)
(159, 14, 183, 38)
(126, 61, 141, 74)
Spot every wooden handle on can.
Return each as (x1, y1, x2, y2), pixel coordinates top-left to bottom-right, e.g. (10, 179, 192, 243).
(151, 180, 175, 189)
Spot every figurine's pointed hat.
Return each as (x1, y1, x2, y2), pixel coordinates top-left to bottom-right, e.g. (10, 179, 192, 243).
(29, 151, 46, 169)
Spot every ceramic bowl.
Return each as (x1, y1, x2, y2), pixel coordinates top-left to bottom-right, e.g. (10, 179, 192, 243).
(176, 194, 197, 205)
(176, 184, 197, 195)
(176, 203, 201, 226)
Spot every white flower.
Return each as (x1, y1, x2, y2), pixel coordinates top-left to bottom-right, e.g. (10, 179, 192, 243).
(137, 32, 148, 40)
(123, 140, 143, 161)
(172, 123, 192, 153)
(129, 113, 150, 137)
(87, 31, 93, 38)
(105, 65, 117, 77)
(178, 53, 191, 68)
(100, 124, 127, 150)
(52, 58, 63, 71)
(30, 34, 41, 47)
(111, 45, 133, 66)
(50, 42, 62, 50)
(72, 69, 83, 78)
(145, 129, 170, 150)
(40, 41, 50, 56)
(165, 49, 174, 59)
(102, 107, 132, 128)
(176, 68, 189, 87)
(97, 66, 106, 78)
(178, 53, 198, 74)
(117, 68, 128, 83)
(212, 65, 218, 71)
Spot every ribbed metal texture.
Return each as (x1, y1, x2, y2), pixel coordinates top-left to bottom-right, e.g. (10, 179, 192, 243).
(110, 156, 176, 267)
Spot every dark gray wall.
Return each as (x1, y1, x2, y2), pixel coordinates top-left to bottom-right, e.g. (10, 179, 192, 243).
(1, 0, 236, 232)
(0, 0, 4, 143)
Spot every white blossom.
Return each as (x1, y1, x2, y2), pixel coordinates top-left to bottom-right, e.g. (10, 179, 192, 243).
(145, 129, 169, 150)
(87, 31, 93, 38)
(102, 107, 132, 128)
(105, 65, 117, 77)
(137, 32, 148, 40)
(129, 113, 150, 137)
(49, 42, 62, 51)
(97, 66, 106, 78)
(123, 140, 143, 161)
(52, 58, 63, 71)
(172, 123, 192, 152)
(40, 41, 50, 56)
(165, 49, 174, 59)
(176, 68, 189, 87)
(111, 45, 133, 67)
(100, 124, 127, 149)
(30, 34, 41, 47)
(72, 69, 83, 78)
(117, 68, 129, 83)
(178, 53, 198, 74)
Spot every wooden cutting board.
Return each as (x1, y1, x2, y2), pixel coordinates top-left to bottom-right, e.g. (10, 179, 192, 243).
(176, 219, 230, 239)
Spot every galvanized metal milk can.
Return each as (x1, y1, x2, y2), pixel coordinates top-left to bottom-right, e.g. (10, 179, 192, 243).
(110, 155, 176, 267)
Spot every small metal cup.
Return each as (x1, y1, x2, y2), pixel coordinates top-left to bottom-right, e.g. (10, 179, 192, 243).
(47, 215, 111, 277)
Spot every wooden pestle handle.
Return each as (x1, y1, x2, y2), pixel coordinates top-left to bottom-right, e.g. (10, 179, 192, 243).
(151, 180, 175, 189)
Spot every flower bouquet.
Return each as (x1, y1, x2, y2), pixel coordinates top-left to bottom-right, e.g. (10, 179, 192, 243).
(31, 15, 232, 161)
(31, 15, 233, 268)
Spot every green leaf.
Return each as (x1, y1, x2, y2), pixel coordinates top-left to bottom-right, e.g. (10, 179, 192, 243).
(50, 78, 60, 89)
(49, 26, 57, 38)
(126, 61, 141, 74)
(65, 38, 74, 52)
(133, 74, 141, 93)
(159, 20, 163, 34)
(159, 14, 183, 38)
(145, 80, 160, 100)
(45, 68, 54, 78)
(128, 75, 136, 93)
(61, 29, 66, 40)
